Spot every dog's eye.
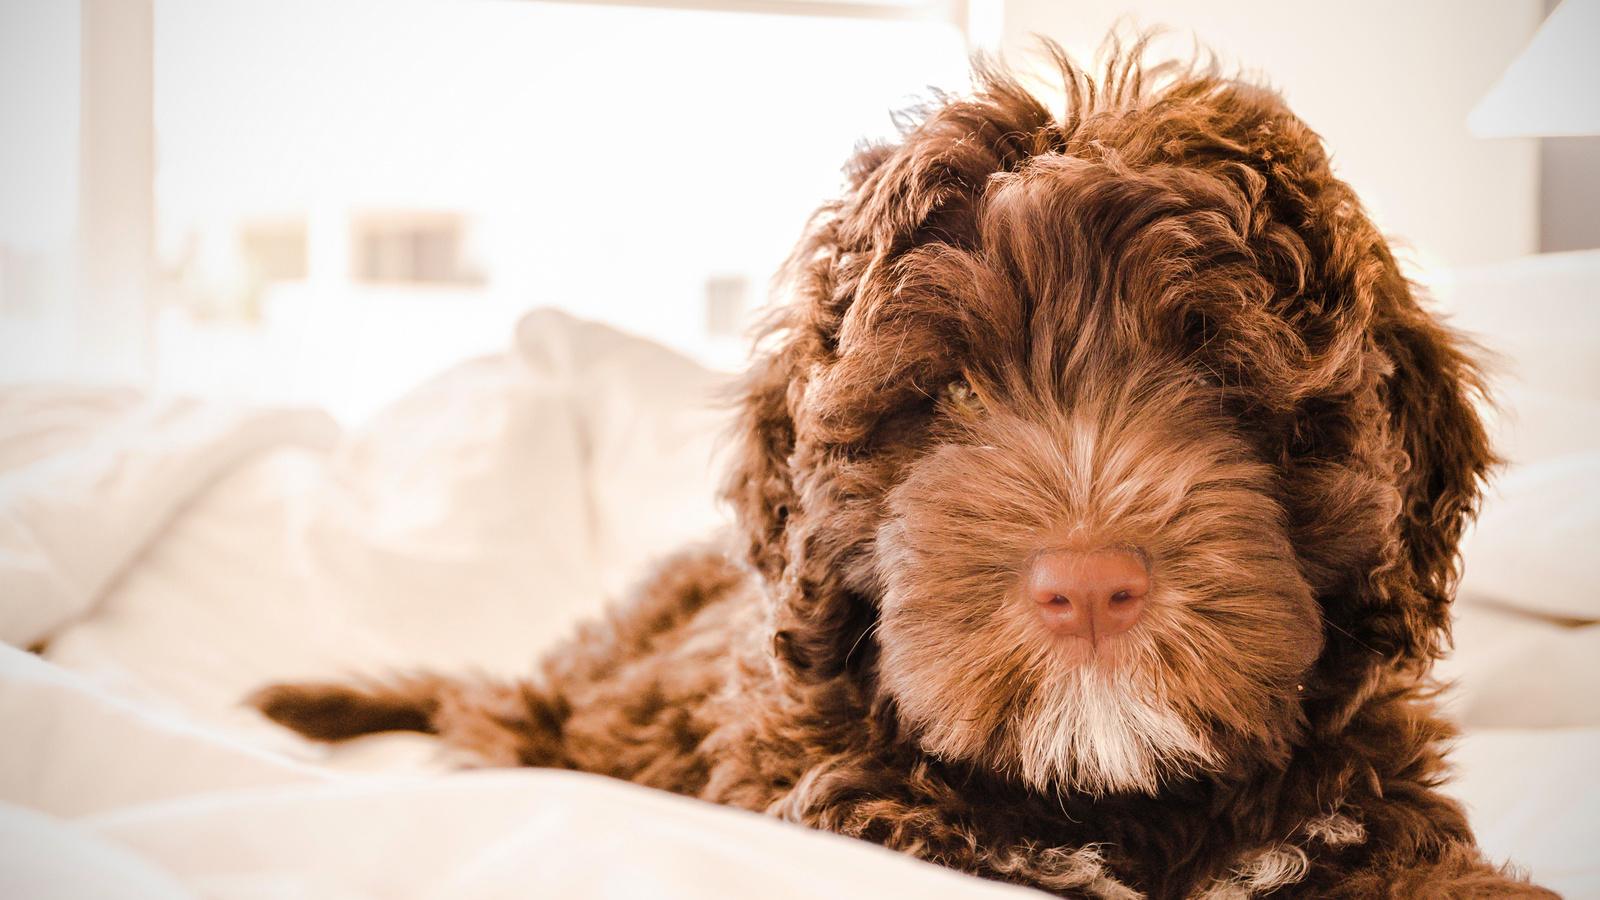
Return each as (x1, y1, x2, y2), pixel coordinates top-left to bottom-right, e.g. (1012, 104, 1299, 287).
(942, 378, 986, 416)
(1193, 371, 1221, 389)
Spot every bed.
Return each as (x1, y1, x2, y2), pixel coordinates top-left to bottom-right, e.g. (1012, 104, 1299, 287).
(3, 253, 1598, 899)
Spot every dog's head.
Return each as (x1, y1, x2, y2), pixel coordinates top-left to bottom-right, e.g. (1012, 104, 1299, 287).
(724, 46, 1493, 796)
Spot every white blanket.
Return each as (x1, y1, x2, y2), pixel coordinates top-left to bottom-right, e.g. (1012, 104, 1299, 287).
(3, 292, 1598, 899)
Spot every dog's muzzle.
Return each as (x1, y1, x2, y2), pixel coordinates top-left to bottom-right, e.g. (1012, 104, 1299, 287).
(1026, 548, 1148, 644)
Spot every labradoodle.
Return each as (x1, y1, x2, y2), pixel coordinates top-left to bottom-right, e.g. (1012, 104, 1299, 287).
(252, 44, 1556, 899)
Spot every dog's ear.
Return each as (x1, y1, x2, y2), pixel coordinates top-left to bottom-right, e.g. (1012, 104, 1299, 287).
(721, 202, 888, 681)
(726, 292, 889, 683)
(1297, 230, 1494, 674)
(1193, 84, 1496, 670)
(1367, 249, 1496, 666)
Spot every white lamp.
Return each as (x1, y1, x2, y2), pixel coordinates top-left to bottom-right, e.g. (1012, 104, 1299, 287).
(1468, 0, 1600, 138)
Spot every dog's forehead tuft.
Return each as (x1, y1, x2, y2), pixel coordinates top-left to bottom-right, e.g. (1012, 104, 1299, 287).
(805, 80, 1387, 406)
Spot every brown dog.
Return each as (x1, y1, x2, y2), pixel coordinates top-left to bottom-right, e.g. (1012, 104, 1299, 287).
(253, 44, 1557, 899)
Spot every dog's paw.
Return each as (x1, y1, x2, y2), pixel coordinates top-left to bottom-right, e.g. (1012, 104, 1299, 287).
(248, 681, 435, 742)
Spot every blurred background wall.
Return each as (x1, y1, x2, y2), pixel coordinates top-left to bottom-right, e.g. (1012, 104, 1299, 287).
(1004, 0, 1543, 273)
(0, 0, 1590, 424)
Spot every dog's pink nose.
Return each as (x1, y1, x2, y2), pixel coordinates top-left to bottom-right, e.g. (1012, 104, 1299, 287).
(1027, 548, 1148, 643)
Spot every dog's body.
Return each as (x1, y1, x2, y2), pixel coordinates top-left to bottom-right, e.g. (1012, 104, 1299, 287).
(254, 47, 1558, 899)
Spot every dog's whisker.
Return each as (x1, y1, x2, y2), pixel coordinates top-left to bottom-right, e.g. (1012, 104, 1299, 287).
(1320, 617, 1382, 658)
(845, 618, 882, 668)
(882, 328, 911, 391)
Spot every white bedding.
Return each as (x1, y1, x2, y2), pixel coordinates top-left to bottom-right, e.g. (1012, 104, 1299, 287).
(3, 263, 1599, 898)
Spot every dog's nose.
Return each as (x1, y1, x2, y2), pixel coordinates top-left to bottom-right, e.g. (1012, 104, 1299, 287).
(1026, 548, 1148, 643)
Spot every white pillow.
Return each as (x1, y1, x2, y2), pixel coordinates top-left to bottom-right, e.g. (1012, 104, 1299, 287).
(1482, 386, 1600, 468)
(1435, 249, 1600, 406)
(1459, 451, 1600, 622)
(1438, 602, 1600, 728)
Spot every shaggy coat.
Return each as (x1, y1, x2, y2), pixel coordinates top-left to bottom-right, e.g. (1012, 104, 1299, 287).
(254, 46, 1558, 899)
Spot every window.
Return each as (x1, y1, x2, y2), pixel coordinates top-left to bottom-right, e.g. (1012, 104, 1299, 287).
(351, 212, 480, 286)
(2, 0, 975, 421)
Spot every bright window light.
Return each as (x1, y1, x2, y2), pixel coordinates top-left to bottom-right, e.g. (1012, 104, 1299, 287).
(153, 0, 969, 423)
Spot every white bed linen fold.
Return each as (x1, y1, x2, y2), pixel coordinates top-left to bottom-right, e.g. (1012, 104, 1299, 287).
(0, 391, 338, 648)
(84, 771, 1045, 900)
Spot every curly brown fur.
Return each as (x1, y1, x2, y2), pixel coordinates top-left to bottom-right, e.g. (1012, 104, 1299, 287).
(253, 39, 1557, 899)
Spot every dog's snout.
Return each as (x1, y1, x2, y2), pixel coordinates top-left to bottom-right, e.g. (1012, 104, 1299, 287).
(1026, 548, 1148, 643)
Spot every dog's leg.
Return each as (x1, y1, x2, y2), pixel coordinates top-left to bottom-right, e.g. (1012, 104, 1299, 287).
(249, 678, 437, 741)
(249, 674, 569, 767)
